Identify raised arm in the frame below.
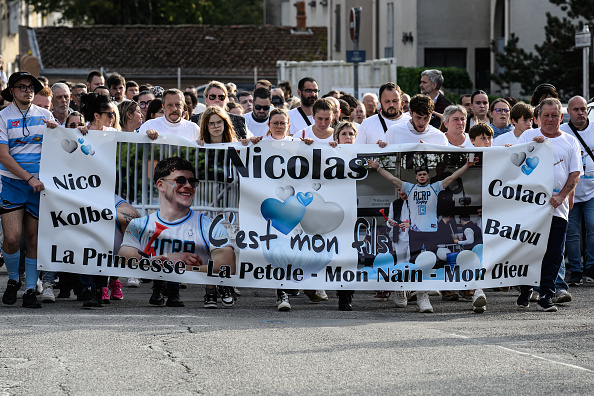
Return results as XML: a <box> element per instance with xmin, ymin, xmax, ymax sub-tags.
<box><xmin>366</xmin><ymin>159</ymin><xmax>403</xmax><ymax>189</ymax></box>
<box><xmin>442</xmin><ymin>156</ymin><xmax>479</xmax><ymax>189</ymax></box>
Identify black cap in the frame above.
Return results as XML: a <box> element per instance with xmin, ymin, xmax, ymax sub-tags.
<box><xmin>1</xmin><ymin>71</ymin><xmax>44</xmax><ymax>102</ymax></box>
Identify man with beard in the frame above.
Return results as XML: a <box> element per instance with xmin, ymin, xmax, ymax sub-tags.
<box><xmin>288</xmin><ymin>77</ymin><xmax>319</xmax><ymax>136</ymax></box>
<box><xmin>51</xmin><ymin>83</ymin><xmax>72</xmax><ymax>126</ymax></box>
<box><xmin>140</xmin><ymin>89</ymin><xmax>200</xmax><ymax>142</ymax></box>
<box><xmin>401</xmin><ymin>93</ymin><xmax>411</xmax><ymax>113</ymax></box>
<box><xmin>244</xmin><ymin>88</ymin><xmax>272</xmax><ymax>137</ymax></box>
<box><xmin>355</xmin><ymin>82</ymin><xmax>411</xmax><ymax>144</ymax></box>
<box><xmin>384</xmin><ymin>94</ymin><xmax>448</xmax><ymax>145</ymax></box>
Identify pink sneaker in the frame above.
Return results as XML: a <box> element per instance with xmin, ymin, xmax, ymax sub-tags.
<box><xmin>108</xmin><ymin>279</ymin><xmax>123</xmax><ymax>300</ymax></box>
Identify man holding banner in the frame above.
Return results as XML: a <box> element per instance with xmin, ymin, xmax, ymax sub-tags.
<box><xmin>118</xmin><ymin>157</ymin><xmax>237</xmax><ymax>308</ymax></box>
<box><xmin>0</xmin><ymin>71</ymin><xmax>59</xmax><ymax>308</ymax></box>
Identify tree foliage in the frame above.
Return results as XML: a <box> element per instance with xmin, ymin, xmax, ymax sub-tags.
<box><xmin>491</xmin><ymin>0</ymin><xmax>594</xmax><ymax>101</ymax></box>
<box><xmin>25</xmin><ymin>0</ymin><xmax>263</xmax><ymax>25</ymax></box>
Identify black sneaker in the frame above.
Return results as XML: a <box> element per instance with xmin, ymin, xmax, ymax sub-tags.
<box><xmin>219</xmin><ymin>286</ymin><xmax>235</xmax><ymax>308</ymax></box>
<box><xmin>57</xmin><ymin>289</ymin><xmax>71</xmax><ymax>298</ymax></box>
<box><xmin>82</xmin><ymin>288</ymin><xmax>101</xmax><ymax>308</ymax></box>
<box><xmin>338</xmin><ymin>291</ymin><xmax>353</xmax><ymax>311</ymax></box>
<box><xmin>537</xmin><ymin>296</ymin><xmax>558</xmax><ymax>312</ymax></box>
<box><xmin>2</xmin><ymin>279</ymin><xmax>21</xmax><ymax>305</ymax></box>
<box><xmin>149</xmin><ymin>288</ymin><xmax>165</xmax><ymax>306</ymax></box>
<box><xmin>204</xmin><ymin>290</ymin><xmax>217</xmax><ymax>309</ymax></box>
<box><xmin>276</xmin><ymin>291</ymin><xmax>291</xmax><ymax>311</ymax></box>
<box><xmin>22</xmin><ymin>289</ymin><xmax>42</xmax><ymax>308</ymax></box>
<box><xmin>516</xmin><ymin>288</ymin><xmax>532</xmax><ymax>309</ymax></box>
<box><xmin>166</xmin><ymin>292</ymin><xmax>185</xmax><ymax>307</ymax></box>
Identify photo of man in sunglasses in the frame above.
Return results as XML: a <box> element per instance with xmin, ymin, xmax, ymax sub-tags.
<box><xmin>118</xmin><ymin>156</ymin><xmax>236</xmax><ymax>309</ymax></box>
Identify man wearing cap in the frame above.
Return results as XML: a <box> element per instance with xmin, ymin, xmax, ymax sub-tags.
<box><xmin>0</xmin><ymin>71</ymin><xmax>58</xmax><ymax>308</ymax></box>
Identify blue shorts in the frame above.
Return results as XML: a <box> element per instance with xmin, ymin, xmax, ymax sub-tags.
<box><xmin>0</xmin><ymin>175</ymin><xmax>40</xmax><ymax>218</ymax></box>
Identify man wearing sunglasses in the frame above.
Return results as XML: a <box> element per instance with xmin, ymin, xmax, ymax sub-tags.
<box><xmin>118</xmin><ymin>157</ymin><xmax>236</xmax><ymax>308</ymax></box>
<box><xmin>0</xmin><ymin>71</ymin><xmax>58</xmax><ymax>308</ymax></box>
<box><xmin>244</xmin><ymin>87</ymin><xmax>272</xmax><ymax>137</ymax></box>
<box><xmin>190</xmin><ymin>80</ymin><xmax>249</xmax><ymax>139</ymax></box>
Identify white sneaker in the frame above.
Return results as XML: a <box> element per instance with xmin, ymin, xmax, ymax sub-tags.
<box><xmin>416</xmin><ymin>292</ymin><xmax>433</xmax><ymax>313</ymax></box>
<box><xmin>393</xmin><ymin>291</ymin><xmax>407</xmax><ymax>308</ymax></box>
<box><xmin>472</xmin><ymin>289</ymin><xmax>486</xmax><ymax>313</ymax></box>
<box><xmin>552</xmin><ymin>289</ymin><xmax>572</xmax><ymax>303</ymax></box>
<box><xmin>127</xmin><ymin>277</ymin><xmax>140</xmax><ymax>287</ymax></box>
<box><xmin>41</xmin><ymin>284</ymin><xmax>56</xmax><ymax>303</ymax></box>
<box><xmin>316</xmin><ymin>290</ymin><xmax>329</xmax><ymax>301</ymax></box>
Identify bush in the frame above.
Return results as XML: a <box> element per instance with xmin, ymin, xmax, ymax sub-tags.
<box><xmin>396</xmin><ymin>66</ymin><xmax>473</xmax><ymax>97</ymax></box>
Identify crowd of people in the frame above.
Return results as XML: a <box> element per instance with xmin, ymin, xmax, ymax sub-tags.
<box><xmin>0</xmin><ymin>68</ymin><xmax>589</xmax><ymax>315</ymax></box>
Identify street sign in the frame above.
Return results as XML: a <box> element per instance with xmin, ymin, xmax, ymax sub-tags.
<box><xmin>347</xmin><ymin>50</ymin><xmax>366</xmax><ymax>63</ymax></box>
<box><xmin>576</xmin><ymin>31</ymin><xmax>591</xmax><ymax>48</ymax></box>
<box><xmin>349</xmin><ymin>7</ymin><xmax>361</xmax><ymax>42</ymax></box>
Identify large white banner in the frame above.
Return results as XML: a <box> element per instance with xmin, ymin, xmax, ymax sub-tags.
<box><xmin>38</xmin><ymin>128</ymin><xmax>553</xmax><ymax>290</ymax></box>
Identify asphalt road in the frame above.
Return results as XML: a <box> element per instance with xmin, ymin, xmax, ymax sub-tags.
<box><xmin>0</xmin><ymin>271</ymin><xmax>593</xmax><ymax>395</ymax></box>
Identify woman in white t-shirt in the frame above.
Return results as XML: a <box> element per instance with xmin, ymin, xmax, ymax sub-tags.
<box><xmin>443</xmin><ymin>105</ymin><xmax>473</xmax><ymax>148</ymax></box>
<box><xmin>295</xmin><ymin>98</ymin><xmax>335</xmax><ymax>144</ymax></box>
<box><xmin>264</xmin><ymin>108</ymin><xmax>292</xmax><ymax>141</ymax></box>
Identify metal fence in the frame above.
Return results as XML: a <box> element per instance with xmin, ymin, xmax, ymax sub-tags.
<box><xmin>115</xmin><ymin>142</ymin><xmax>240</xmax><ymax>217</ymax></box>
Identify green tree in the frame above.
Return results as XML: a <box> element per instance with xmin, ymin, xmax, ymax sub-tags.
<box><xmin>491</xmin><ymin>0</ymin><xmax>594</xmax><ymax>101</ymax></box>
<box><xmin>25</xmin><ymin>0</ymin><xmax>263</xmax><ymax>25</ymax></box>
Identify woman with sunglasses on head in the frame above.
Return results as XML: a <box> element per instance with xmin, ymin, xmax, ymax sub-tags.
<box><xmin>80</xmin><ymin>93</ymin><xmax>119</xmax><ymax>132</ymax></box>
<box><xmin>488</xmin><ymin>98</ymin><xmax>512</xmax><ymax>138</ymax></box>
<box><xmin>65</xmin><ymin>111</ymin><xmax>85</xmax><ymax>130</ymax></box>
<box><xmin>264</xmin><ymin>108</ymin><xmax>292</xmax><ymax>141</ymax></box>
<box><xmin>118</xmin><ymin>101</ymin><xmax>143</xmax><ymax>132</ymax></box>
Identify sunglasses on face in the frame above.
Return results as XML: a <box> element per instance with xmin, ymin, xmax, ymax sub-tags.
<box><xmin>100</xmin><ymin>111</ymin><xmax>116</xmax><ymax>118</ymax></box>
<box><xmin>68</xmin><ymin>122</ymin><xmax>85</xmax><ymax>128</ymax></box>
<box><xmin>208</xmin><ymin>94</ymin><xmax>226</xmax><ymax>101</ymax></box>
<box><xmin>254</xmin><ymin>105</ymin><xmax>270</xmax><ymax>111</ymax></box>
<box><xmin>493</xmin><ymin>108</ymin><xmax>510</xmax><ymax>114</ymax></box>
<box><xmin>160</xmin><ymin>176</ymin><xmax>199</xmax><ymax>188</ymax></box>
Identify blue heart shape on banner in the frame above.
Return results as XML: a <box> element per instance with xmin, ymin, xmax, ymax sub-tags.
<box><xmin>521</xmin><ymin>164</ymin><xmax>534</xmax><ymax>175</ymax></box>
<box><xmin>296</xmin><ymin>192</ymin><xmax>313</xmax><ymax>206</ymax></box>
<box><xmin>261</xmin><ymin>196</ymin><xmax>306</xmax><ymax>235</ymax></box>
<box><xmin>525</xmin><ymin>156</ymin><xmax>539</xmax><ymax>169</ymax></box>
<box><xmin>81</xmin><ymin>144</ymin><xmax>93</xmax><ymax>155</ymax></box>
<box><xmin>78</xmin><ymin>138</ymin><xmax>84</xmax><ymax>144</ymax></box>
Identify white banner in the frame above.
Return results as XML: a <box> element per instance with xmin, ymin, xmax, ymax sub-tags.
<box><xmin>38</xmin><ymin>128</ymin><xmax>554</xmax><ymax>290</ymax></box>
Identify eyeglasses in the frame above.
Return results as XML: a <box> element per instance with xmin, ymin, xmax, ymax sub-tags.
<box><xmin>254</xmin><ymin>105</ymin><xmax>270</xmax><ymax>111</ymax></box>
<box><xmin>493</xmin><ymin>108</ymin><xmax>510</xmax><ymax>114</ymax></box>
<box><xmin>68</xmin><ymin>122</ymin><xmax>85</xmax><ymax>128</ymax></box>
<box><xmin>208</xmin><ymin>94</ymin><xmax>226</xmax><ymax>101</ymax></box>
<box><xmin>139</xmin><ymin>101</ymin><xmax>151</xmax><ymax>109</ymax></box>
<box><xmin>271</xmin><ymin>121</ymin><xmax>287</xmax><ymax>127</ymax></box>
<box><xmin>302</xmin><ymin>89</ymin><xmax>320</xmax><ymax>95</ymax></box>
<box><xmin>208</xmin><ymin>120</ymin><xmax>224</xmax><ymax>128</ymax></box>
<box><xmin>160</xmin><ymin>176</ymin><xmax>199</xmax><ymax>188</ymax></box>
<box><xmin>15</xmin><ymin>84</ymin><xmax>35</xmax><ymax>93</ymax></box>
<box><xmin>101</xmin><ymin>111</ymin><xmax>116</xmax><ymax>118</ymax></box>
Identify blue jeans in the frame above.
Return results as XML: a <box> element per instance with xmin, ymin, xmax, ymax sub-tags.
<box><xmin>565</xmin><ymin>199</ymin><xmax>594</xmax><ymax>279</ymax></box>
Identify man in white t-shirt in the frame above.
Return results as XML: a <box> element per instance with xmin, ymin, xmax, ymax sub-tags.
<box><xmin>494</xmin><ymin>102</ymin><xmax>533</xmax><ymax>146</ymax></box>
<box><xmin>560</xmin><ymin>96</ymin><xmax>594</xmax><ymax>286</ymax></box>
<box><xmin>288</xmin><ymin>77</ymin><xmax>318</xmax><ymax>136</ymax></box>
<box><xmin>355</xmin><ymin>82</ymin><xmax>411</xmax><ymax>144</ymax></box>
<box><xmin>140</xmin><ymin>89</ymin><xmax>200</xmax><ymax>142</ymax></box>
<box><xmin>244</xmin><ymin>88</ymin><xmax>272</xmax><ymax>137</ymax></box>
<box><xmin>516</xmin><ymin>98</ymin><xmax>582</xmax><ymax>312</ymax></box>
<box><xmin>385</xmin><ymin>94</ymin><xmax>448</xmax><ymax>146</ymax></box>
